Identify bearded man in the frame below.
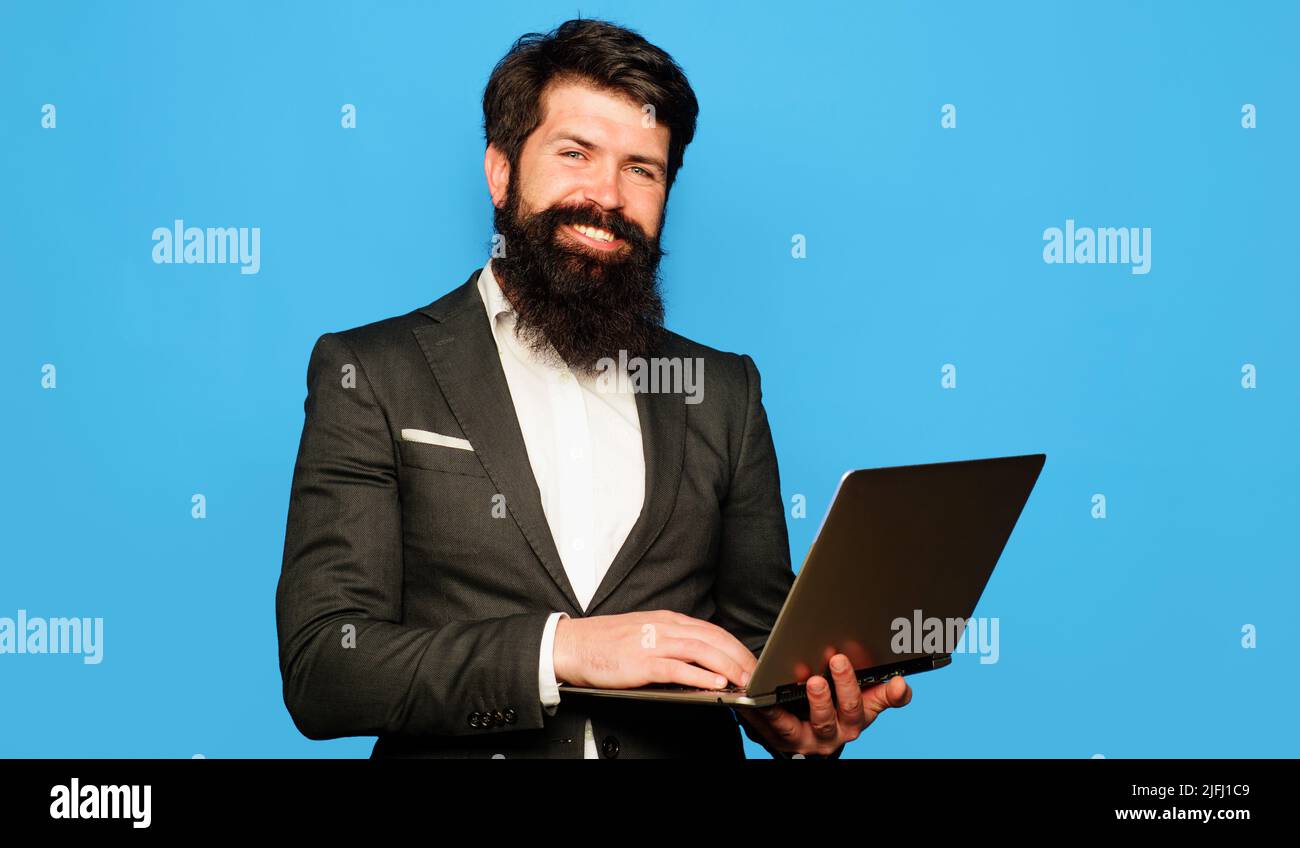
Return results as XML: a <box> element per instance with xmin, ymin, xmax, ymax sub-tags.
<box><xmin>275</xmin><ymin>17</ymin><xmax>911</xmax><ymax>760</ymax></box>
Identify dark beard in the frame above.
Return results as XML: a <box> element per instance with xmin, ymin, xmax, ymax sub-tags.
<box><xmin>489</xmin><ymin>176</ymin><xmax>666</xmax><ymax>376</ymax></box>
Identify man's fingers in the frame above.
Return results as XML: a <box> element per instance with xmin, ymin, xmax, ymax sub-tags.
<box><xmin>884</xmin><ymin>675</ymin><xmax>911</xmax><ymax>707</ymax></box>
<box><xmin>862</xmin><ymin>675</ymin><xmax>912</xmax><ymax>720</ymax></box>
<box><xmin>650</xmin><ymin>657</ymin><xmax>735</xmax><ymax>690</ymax></box>
<box><xmin>828</xmin><ymin>654</ymin><xmax>865</xmax><ymax>727</ymax></box>
<box><xmin>898</xmin><ymin>676</ymin><xmax>913</xmax><ymax>707</ymax></box>
<box><xmin>754</xmin><ymin>704</ymin><xmax>804</xmax><ymax>747</ymax></box>
<box><xmin>656</xmin><ymin>636</ymin><xmax>749</xmax><ymax>688</ymax></box>
<box><xmin>674</xmin><ymin>621</ymin><xmax>759</xmax><ymax>678</ymax></box>
<box><xmin>805</xmin><ymin>676</ymin><xmax>839</xmax><ymax>740</ymax></box>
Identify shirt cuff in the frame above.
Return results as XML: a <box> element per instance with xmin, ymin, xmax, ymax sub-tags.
<box><xmin>538</xmin><ymin>611</ymin><xmax>569</xmax><ymax>715</ymax></box>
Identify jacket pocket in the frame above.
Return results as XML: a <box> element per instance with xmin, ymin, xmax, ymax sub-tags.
<box><xmin>397</xmin><ymin>438</ymin><xmax>488</xmax><ymax>478</ymax></box>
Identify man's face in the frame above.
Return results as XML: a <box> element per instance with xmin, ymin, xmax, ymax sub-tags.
<box><xmin>487</xmin><ymin>79</ymin><xmax>673</xmax><ymax>376</ymax></box>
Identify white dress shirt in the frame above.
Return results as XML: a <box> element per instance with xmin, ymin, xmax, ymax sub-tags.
<box><xmin>476</xmin><ymin>258</ymin><xmax>645</xmax><ymax>759</ymax></box>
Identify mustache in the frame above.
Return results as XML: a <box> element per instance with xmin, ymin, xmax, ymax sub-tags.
<box><xmin>547</xmin><ymin>203</ymin><xmax>648</xmax><ymax>246</ymax></box>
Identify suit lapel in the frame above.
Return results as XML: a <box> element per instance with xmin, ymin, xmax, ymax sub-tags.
<box><xmin>413</xmin><ymin>268</ymin><xmax>686</xmax><ymax>617</ymax></box>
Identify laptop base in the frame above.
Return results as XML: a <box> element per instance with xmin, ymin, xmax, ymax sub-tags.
<box><xmin>558</xmin><ymin>654</ymin><xmax>952</xmax><ymax>707</ymax></box>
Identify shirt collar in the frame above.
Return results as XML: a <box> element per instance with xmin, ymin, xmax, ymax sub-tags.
<box><xmin>478</xmin><ymin>258</ymin><xmax>514</xmax><ymax>326</ymax></box>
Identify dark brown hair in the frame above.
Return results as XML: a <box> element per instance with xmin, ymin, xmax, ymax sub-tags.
<box><xmin>482</xmin><ymin>18</ymin><xmax>699</xmax><ymax>194</ymax></box>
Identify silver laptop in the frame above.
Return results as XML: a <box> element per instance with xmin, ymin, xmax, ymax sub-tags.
<box><xmin>558</xmin><ymin>452</ymin><xmax>1046</xmax><ymax>707</ymax></box>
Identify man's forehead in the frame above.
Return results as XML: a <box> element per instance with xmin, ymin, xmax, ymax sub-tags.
<box><xmin>536</xmin><ymin>80</ymin><xmax>669</xmax><ymax>142</ymax></box>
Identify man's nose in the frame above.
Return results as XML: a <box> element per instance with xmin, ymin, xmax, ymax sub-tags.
<box><xmin>577</xmin><ymin>162</ymin><xmax>625</xmax><ymax>214</ymax></box>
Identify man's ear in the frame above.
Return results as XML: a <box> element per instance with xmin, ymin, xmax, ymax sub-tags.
<box><xmin>484</xmin><ymin>143</ymin><xmax>511</xmax><ymax>208</ymax></box>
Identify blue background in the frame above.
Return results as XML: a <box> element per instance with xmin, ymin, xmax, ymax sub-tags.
<box><xmin>2</xmin><ymin>0</ymin><xmax>1295</xmax><ymax>758</ymax></box>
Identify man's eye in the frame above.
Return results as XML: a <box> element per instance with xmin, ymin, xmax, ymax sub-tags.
<box><xmin>563</xmin><ymin>150</ymin><xmax>586</xmax><ymax>160</ymax></box>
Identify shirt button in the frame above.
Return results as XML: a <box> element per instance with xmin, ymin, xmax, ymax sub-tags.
<box><xmin>570</xmin><ymin>447</ymin><xmax>582</xmax><ymax>460</ymax></box>
<box><xmin>573</xmin><ymin>538</ymin><xmax>585</xmax><ymax>552</ymax></box>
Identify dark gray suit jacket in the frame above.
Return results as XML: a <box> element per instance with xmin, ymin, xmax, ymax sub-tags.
<box><xmin>276</xmin><ymin>266</ymin><xmax>838</xmax><ymax>758</ymax></box>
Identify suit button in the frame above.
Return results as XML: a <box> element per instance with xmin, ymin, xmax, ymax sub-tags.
<box><xmin>492</xmin><ymin>709</ymin><xmax>505</xmax><ymax>726</ymax></box>
<box><xmin>483</xmin><ymin>711</ymin><xmax>497</xmax><ymax>728</ymax></box>
<box><xmin>468</xmin><ymin>712</ymin><xmax>482</xmax><ymax>728</ymax></box>
<box><xmin>601</xmin><ymin>736</ymin><xmax>620</xmax><ymax>759</ymax></box>
<box><xmin>503</xmin><ymin>708</ymin><xmax>517</xmax><ymax>724</ymax></box>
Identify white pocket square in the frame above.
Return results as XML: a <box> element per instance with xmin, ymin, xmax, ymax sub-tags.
<box><xmin>400</xmin><ymin>428</ymin><xmax>474</xmax><ymax>451</ymax></box>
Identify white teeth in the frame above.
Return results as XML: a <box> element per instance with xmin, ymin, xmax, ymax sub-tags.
<box><xmin>574</xmin><ymin>224</ymin><xmax>614</xmax><ymax>242</ymax></box>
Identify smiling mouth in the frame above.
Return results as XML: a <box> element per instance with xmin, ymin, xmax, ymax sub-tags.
<box><xmin>561</xmin><ymin>222</ymin><xmax>627</xmax><ymax>252</ymax></box>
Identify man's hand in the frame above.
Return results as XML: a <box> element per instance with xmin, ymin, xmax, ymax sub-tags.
<box><xmin>553</xmin><ymin>610</ymin><xmax>757</xmax><ymax>690</ymax></box>
<box><xmin>734</xmin><ymin>653</ymin><xmax>913</xmax><ymax>757</ymax></box>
